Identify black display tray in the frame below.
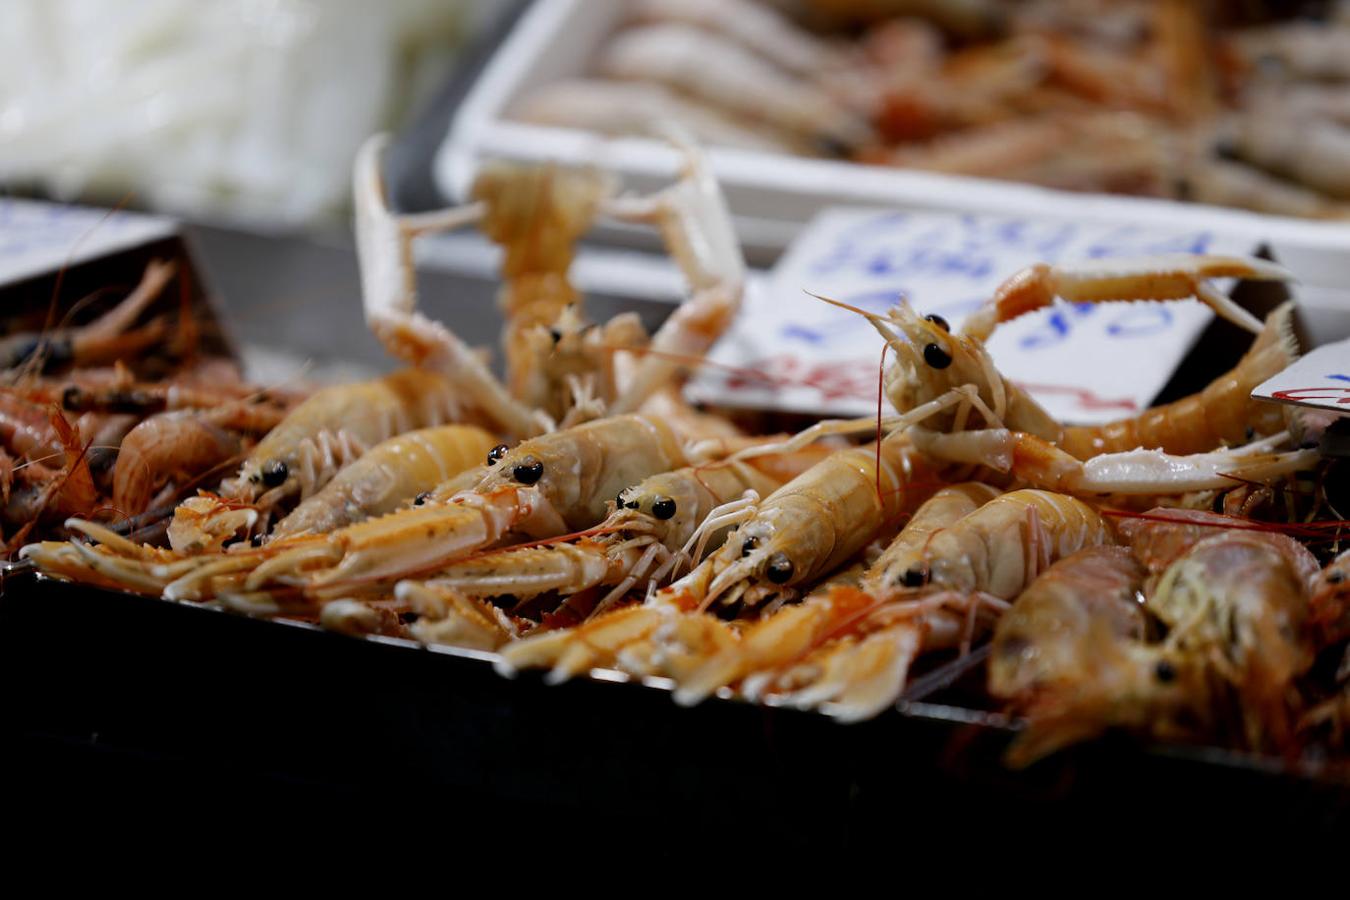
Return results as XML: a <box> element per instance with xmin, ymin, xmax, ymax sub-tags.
<box><xmin>3</xmin><ymin>574</ymin><xmax>1348</xmax><ymax>844</ymax></box>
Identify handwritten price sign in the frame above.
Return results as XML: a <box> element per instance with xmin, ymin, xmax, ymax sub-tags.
<box><xmin>1253</xmin><ymin>342</ymin><xmax>1350</xmax><ymax>414</ymax></box>
<box><xmin>0</xmin><ymin>198</ymin><xmax>176</xmax><ymax>288</ymax></box>
<box><xmin>689</xmin><ymin>208</ymin><xmax>1260</xmax><ymax>424</ymax></box>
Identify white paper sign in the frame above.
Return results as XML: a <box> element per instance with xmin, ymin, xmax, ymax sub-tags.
<box><xmin>689</xmin><ymin>208</ymin><xmax>1259</xmax><ymax>424</ymax></box>
<box><xmin>1252</xmin><ymin>339</ymin><xmax>1350</xmax><ymax>413</ymax></box>
<box><xmin>0</xmin><ymin>197</ymin><xmax>177</xmax><ymax>287</ymax></box>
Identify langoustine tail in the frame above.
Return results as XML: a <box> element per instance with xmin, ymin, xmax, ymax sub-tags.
<box><xmin>1058</xmin><ymin>300</ymin><xmax>1299</xmax><ymax>458</ymax></box>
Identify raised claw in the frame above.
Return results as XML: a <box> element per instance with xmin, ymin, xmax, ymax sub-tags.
<box><xmin>602</xmin><ymin>124</ymin><xmax>747</xmax><ymax>415</ymax></box>
<box><xmin>961</xmin><ymin>254</ymin><xmax>1291</xmax><ymax>342</ymax></box>
<box><xmin>354</xmin><ymin>134</ymin><xmax>550</xmax><ymax>438</ymax></box>
<box><xmin>354</xmin><ymin>135</ymin><xmax>485</xmax><ymax>325</ymax></box>
<box><xmin>600</xmin><ymin>123</ymin><xmax>745</xmax><ymax>294</ymax></box>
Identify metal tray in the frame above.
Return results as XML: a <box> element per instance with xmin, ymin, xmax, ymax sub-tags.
<box><xmin>3</xmin><ymin>574</ymin><xmax>1346</xmax><ymax>842</ymax></box>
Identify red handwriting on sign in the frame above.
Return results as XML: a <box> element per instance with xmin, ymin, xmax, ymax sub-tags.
<box><xmin>723</xmin><ymin>355</ymin><xmax>878</xmax><ymax>403</ymax></box>
<box><xmin>1272</xmin><ymin>387</ymin><xmax>1350</xmax><ymax>405</ymax></box>
<box><xmin>1013</xmin><ymin>382</ymin><xmax>1139</xmax><ymax>413</ymax></box>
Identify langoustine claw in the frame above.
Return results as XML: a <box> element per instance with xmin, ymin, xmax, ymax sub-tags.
<box><xmin>961</xmin><ymin>253</ymin><xmax>1287</xmax><ymax>341</ymax></box>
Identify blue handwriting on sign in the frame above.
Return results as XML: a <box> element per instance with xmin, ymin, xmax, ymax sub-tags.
<box><xmin>1104</xmin><ymin>305</ymin><xmax>1174</xmax><ymax>338</ymax></box>
<box><xmin>781</xmin><ymin>324</ymin><xmax>827</xmax><ymax>344</ymax></box>
<box><xmin>1329</xmin><ymin>374</ymin><xmax>1350</xmax><ymax>383</ymax></box>
<box><xmin>1018</xmin><ymin>303</ymin><xmax>1174</xmax><ymax>350</ymax></box>
<box><xmin>806</xmin><ymin>212</ymin><xmax>1217</xmax><ymax>287</ymax></box>
<box><xmin>1081</xmin><ymin>226</ymin><xmax>1213</xmax><ymax>258</ymax></box>
<box><xmin>812</xmin><ymin>236</ymin><xmax>996</xmax><ymax>281</ymax></box>
<box><xmin>1019</xmin><ymin>304</ymin><xmax>1092</xmax><ymax>350</ymax></box>
<box><xmin>0</xmin><ymin>198</ymin><xmax>139</xmax><ymax>260</ymax></box>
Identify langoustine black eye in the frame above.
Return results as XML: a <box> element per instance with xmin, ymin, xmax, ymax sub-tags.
<box><xmin>765</xmin><ymin>552</ymin><xmax>794</xmax><ymax>585</ymax></box>
<box><xmin>899</xmin><ymin>566</ymin><xmax>927</xmax><ymax>588</ymax></box>
<box><xmin>651</xmin><ymin>496</ymin><xmax>676</xmax><ymax>520</ymax></box>
<box><xmin>741</xmin><ymin>536</ymin><xmax>760</xmax><ymax>557</ymax></box>
<box><xmin>487</xmin><ymin>444</ymin><xmax>509</xmax><ymax>466</ymax></box>
<box><xmin>1154</xmin><ymin>659</ymin><xmax>1177</xmax><ymax>683</ymax></box>
<box><xmin>924</xmin><ymin>313</ymin><xmax>950</xmax><ymax>332</ymax></box>
<box><xmin>512</xmin><ymin>458</ymin><xmax>544</xmax><ymax>484</ymax></box>
<box><xmin>923</xmin><ymin>343</ymin><xmax>953</xmax><ymax>369</ymax></box>
<box><xmin>261</xmin><ymin>460</ymin><xmax>289</xmax><ymax>487</ymax></box>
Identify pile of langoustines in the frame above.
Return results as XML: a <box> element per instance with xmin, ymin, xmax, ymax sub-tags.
<box><xmin>21</xmin><ymin>146</ymin><xmax>1350</xmax><ymax>769</ymax></box>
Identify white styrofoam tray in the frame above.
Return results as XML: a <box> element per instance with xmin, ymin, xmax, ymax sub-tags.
<box><xmin>435</xmin><ymin>0</ymin><xmax>1350</xmax><ymax>284</ymax></box>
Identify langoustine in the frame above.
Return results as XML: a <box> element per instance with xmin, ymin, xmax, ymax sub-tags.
<box><xmin>824</xmin><ymin>257</ymin><xmax>1315</xmax><ymax>498</ymax></box>
<box><xmin>596</xmin><ymin>23</ymin><xmax>873</xmax><ymax>152</ymax></box>
<box><xmin>748</xmin><ymin>255</ymin><xmax>1311</xmax><ymax>506</ymax></box>
<box><xmin>401</xmin><ymin>444</ymin><xmax>833</xmax><ymax>649</ymax></box>
<box><xmin>812</xmin><ymin>255</ymin><xmax>1282</xmax><ymax>445</ymax></box>
<box><xmin>166</xmin><ymin>368</ymin><xmax>466</xmax><ymax>552</ymax></box>
<box><xmin>355</xmin><ymin>127</ymin><xmax>745</xmax><ymax>438</ymax></box>
<box><xmin>194</xmin><ymin>414</ymin><xmax>707</xmax><ymax>611</ymax></box>
<box><xmin>744</xmin><ymin>488</ymin><xmax>1114</xmax><ymax>720</ymax></box>
<box><xmin>1146</xmin><ymin>529</ymin><xmax>1322</xmax><ymax>752</ymax></box>
<box><xmin>671</xmin><ymin>482</ymin><xmax>1003</xmax><ymax>710</ymax></box>
<box><xmin>111</xmin><ymin>411</ymin><xmax>246</xmax><ymax>517</ymax></box>
<box><xmin>511</xmin><ymin>79</ymin><xmax>803</xmax><ymax>155</ymax></box>
<box><xmin>994</xmin><ymin>510</ymin><xmax>1334</xmax><ymax>765</ymax></box>
<box><xmin>22</xmin><ymin>421</ymin><xmax>497</xmax><ymax>599</ymax></box>
<box><xmin>987</xmin><ymin>544</ymin><xmax>1193</xmax><ymax>767</ymax></box>
<box><xmin>495</xmin><ymin>431</ymin><xmax>941</xmax><ymax>682</ymax></box>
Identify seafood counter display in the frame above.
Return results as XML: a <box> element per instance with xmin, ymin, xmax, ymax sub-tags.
<box><xmin>508</xmin><ymin>0</ymin><xmax>1350</xmax><ymax>220</ymax></box>
<box><xmin>16</xmin><ymin>142</ymin><xmax>1350</xmax><ymax>776</ymax></box>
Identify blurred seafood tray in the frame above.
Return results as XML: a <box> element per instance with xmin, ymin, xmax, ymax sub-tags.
<box><xmin>2</xmin><ymin>575</ymin><xmax>1347</xmax><ymax>840</ymax></box>
<box><xmin>0</xmin><ymin>198</ymin><xmax>236</xmax><ymax>364</ymax></box>
<box><xmin>437</xmin><ymin>0</ymin><xmax>1350</xmax><ymax>268</ymax></box>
